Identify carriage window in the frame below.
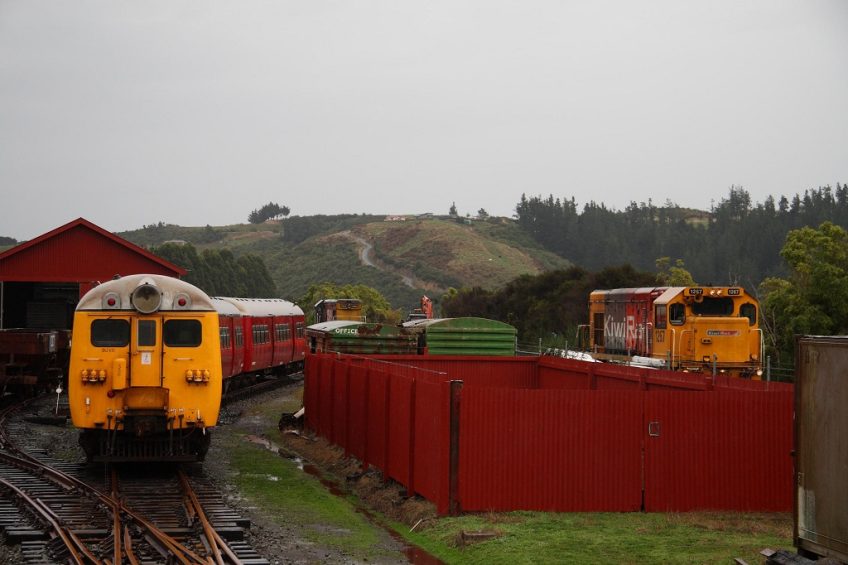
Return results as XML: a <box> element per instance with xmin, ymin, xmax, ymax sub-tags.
<box><xmin>275</xmin><ymin>324</ymin><xmax>290</xmax><ymax>342</ymax></box>
<box><xmin>138</xmin><ymin>320</ymin><xmax>156</xmax><ymax>347</ymax></box>
<box><xmin>669</xmin><ymin>303</ymin><xmax>685</xmax><ymax>325</ymax></box>
<box><xmin>235</xmin><ymin>327</ymin><xmax>243</xmax><ymax>347</ymax></box>
<box><xmin>164</xmin><ymin>320</ymin><xmax>202</xmax><ymax>347</ymax></box>
<box><xmin>91</xmin><ymin>319</ymin><xmax>130</xmax><ymax>347</ymax></box>
<box><xmin>220</xmin><ymin>327</ymin><xmax>231</xmax><ymax>348</ymax></box>
<box><xmin>740</xmin><ymin>303</ymin><xmax>757</xmax><ymax>326</ymax></box>
<box><xmin>296</xmin><ymin>322</ymin><xmax>304</xmax><ymax>338</ymax></box>
<box><xmin>253</xmin><ymin>324</ymin><xmax>269</xmax><ymax>344</ymax></box>
<box><xmin>655</xmin><ymin>306</ymin><xmax>667</xmax><ymax>330</ymax></box>
<box><xmin>692</xmin><ymin>297</ymin><xmax>734</xmax><ymax>316</ymax></box>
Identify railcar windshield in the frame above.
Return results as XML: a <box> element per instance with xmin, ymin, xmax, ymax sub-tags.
<box><xmin>692</xmin><ymin>297</ymin><xmax>734</xmax><ymax>316</ymax></box>
<box><xmin>91</xmin><ymin>319</ymin><xmax>130</xmax><ymax>347</ymax></box>
<box><xmin>164</xmin><ymin>319</ymin><xmax>202</xmax><ymax>347</ymax></box>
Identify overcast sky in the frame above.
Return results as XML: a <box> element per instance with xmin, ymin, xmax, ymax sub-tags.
<box><xmin>1</xmin><ymin>1</ymin><xmax>846</xmax><ymax>240</ymax></box>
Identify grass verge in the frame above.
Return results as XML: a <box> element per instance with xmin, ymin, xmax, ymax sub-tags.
<box><xmin>393</xmin><ymin>510</ymin><xmax>791</xmax><ymax>564</ymax></box>
<box><xmin>220</xmin><ymin>394</ymin><xmax>400</xmax><ymax>562</ymax></box>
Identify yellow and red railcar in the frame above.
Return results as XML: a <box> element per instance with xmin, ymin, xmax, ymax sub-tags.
<box><xmin>70</xmin><ymin>274</ymin><xmax>222</xmax><ymax>462</ymax></box>
<box><xmin>587</xmin><ymin>286</ymin><xmax>762</xmax><ymax>378</ymax></box>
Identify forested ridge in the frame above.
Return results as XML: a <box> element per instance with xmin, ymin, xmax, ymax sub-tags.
<box><xmin>515</xmin><ymin>184</ymin><xmax>848</xmax><ymax>287</ymax></box>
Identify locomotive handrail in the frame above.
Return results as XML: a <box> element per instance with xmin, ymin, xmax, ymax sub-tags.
<box><xmin>668</xmin><ymin>328</ymin><xmax>676</xmax><ymax>370</ymax></box>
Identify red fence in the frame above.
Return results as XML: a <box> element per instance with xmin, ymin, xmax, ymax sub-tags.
<box><xmin>303</xmin><ymin>354</ymin><xmax>793</xmax><ymax>514</ymax></box>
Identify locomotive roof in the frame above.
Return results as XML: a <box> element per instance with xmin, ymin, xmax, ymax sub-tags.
<box><xmin>652</xmin><ymin>287</ymin><xmax>688</xmax><ymax>305</ymax></box>
<box><xmin>211</xmin><ymin>297</ymin><xmax>242</xmax><ymax>316</ymax></box>
<box><xmin>215</xmin><ymin>297</ymin><xmax>304</xmax><ymax>317</ymax></box>
<box><xmin>76</xmin><ymin>274</ymin><xmax>215</xmax><ymax>311</ymax></box>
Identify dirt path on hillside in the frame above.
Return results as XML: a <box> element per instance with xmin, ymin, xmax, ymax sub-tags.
<box><xmin>336</xmin><ymin>230</ymin><xmax>420</xmax><ymax>289</ymax></box>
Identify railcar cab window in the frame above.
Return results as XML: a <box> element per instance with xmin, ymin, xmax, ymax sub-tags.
<box><xmin>655</xmin><ymin>306</ymin><xmax>667</xmax><ymax>329</ymax></box>
<box><xmin>669</xmin><ymin>303</ymin><xmax>685</xmax><ymax>325</ymax></box>
<box><xmin>692</xmin><ymin>297</ymin><xmax>734</xmax><ymax>316</ymax></box>
<box><xmin>740</xmin><ymin>303</ymin><xmax>757</xmax><ymax>326</ymax></box>
<box><xmin>164</xmin><ymin>319</ymin><xmax>202</xmax><ymax>347</ymax></box>
<box><xmin>138</xmin><ymin>320</ymin><xmax>156</xmax><ymax>347</ymax></box>
<box><xmin>91</xmin><ymin>319</ymin><xmax>130</xmax><ymax>347</ymax></box>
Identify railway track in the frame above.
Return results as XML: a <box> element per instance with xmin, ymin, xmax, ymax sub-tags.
<box><xmin>0</xmin><ymin>394</ymin><xmax>275</xmax><ymax>564</ymax></box>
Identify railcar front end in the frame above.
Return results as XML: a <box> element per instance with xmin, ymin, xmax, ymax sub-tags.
<box><xmin>69</xmin><ymin>274</ymin><xmax>222</xmax><ymax>462</ymax></box>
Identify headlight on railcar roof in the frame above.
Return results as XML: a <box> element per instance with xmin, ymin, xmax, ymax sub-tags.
<box><xmin>131</xmin><ymin>283</ymin><xmax>162</xmax><ymax>314</ymax></box>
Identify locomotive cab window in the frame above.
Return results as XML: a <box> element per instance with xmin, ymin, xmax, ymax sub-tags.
<box><xmin>669</xmin><ymin>303</ymin><xmax>685</xmax><ymax>325</ymax></box>
<box><xmin>692</xmin><ymin>297</ymin><xmax>734</xmax><ymax>316</ymax></box>
<box><xmin>138</xmin><ymin>320</ymin><xmax>156</xmax><ymax>347</ymax></box>
<box><xmin>655</xmin><ymin>306</ymin><xmax>667</xmax><ymax>329</ymax></box>
<box><xmin>91</xmin><ymin>319</ymin><xmax>130</xmax><ymax>347</ymax></box>
<box><xmin>164</xmin><ymin>319</ymin><xmax>202</xmax><ymax>347</ymax></box>
<box><xmin>740</xmin><ymin>303</ymin><xmax>757</xmax><ymax>326</ymax></box>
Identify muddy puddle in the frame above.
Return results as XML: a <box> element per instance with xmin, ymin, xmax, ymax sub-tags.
<box><xmin>245</xmin><ymin>434</ymin><xmax>444</xmax><ymax>564</ymax></box>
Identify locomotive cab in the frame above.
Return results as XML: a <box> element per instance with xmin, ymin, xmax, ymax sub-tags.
<box><xmin>69</xmin><ymin>275</ymin><xmax>222</xmax><ymax>462</ymax></box>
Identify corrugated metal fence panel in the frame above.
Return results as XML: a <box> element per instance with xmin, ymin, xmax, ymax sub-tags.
<box><xmin>369</xmin><ymin>355</ymin><xmax>537</xmax><ymax>387</ymax></box>
<box><xmin>644</xmin><ymin>390</ymin><xmax>793</xmax><ymax>511</ymax></box>
<box><xmin>459</xmin><ymin>388</ymin><xmax>643</xmax><ymax>512</ymax></box>
<box><xmin>386</xmin><ymin>374</ymin><xmax>414</xmax><ymax>487</ymax></box>
<box><xmin>345</xmin><ymin>364</ymin><xmax>369</xmax><ymax>465</ymax></box>
<box><xmin>331</xmin><ymin>359</ymin><xmax>349</xmax><ymax>448</ymax></box>
<box><xmin>594</xmin><ymin>364</ymin><xmax>646</xmax><ymax>390</ymax></box>
<box><xmin>303</xmin><ymin>353</ymin><xmax>795</xmax><ymax>513</ymax></box>
<box><xmin>537</xmin><ymin>357</ymin><xmax>591</xmax><ymax>389</ymax></box>
<box><xmin>364</xmin><ymin>370</ymin><xmax>391</xmax><ymax>471</ymax></box>
<box><xmin>412</xmin><ymin>380</ymin><xmax>446</xmax><ymax>503</ymax></box>
<box><xmin>713</xmin><ymin>374</ymin><xmax>795</xmax><ymax>392</ymax></box>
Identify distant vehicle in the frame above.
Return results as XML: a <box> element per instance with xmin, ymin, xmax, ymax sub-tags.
<box><xmin>314</xmin><ymin>298</ymin><xmax>363</xmax><ymax>323</ymax></box>
<box><xmin>582</xmin><ymin>286</ymin><xmax>762</xmax><ymax>378</ymax></box>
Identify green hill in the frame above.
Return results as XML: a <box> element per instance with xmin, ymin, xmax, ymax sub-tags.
<box><xmin>119</xmin><ymin>216</ymin><xmax>570</xmax><ymax>312</ymax></box>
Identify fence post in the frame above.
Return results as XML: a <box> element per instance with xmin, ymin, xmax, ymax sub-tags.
<box><xmin>449</xmin><ymin>380</ymin><xmax>464</xmax><ymax>515</ymax></box>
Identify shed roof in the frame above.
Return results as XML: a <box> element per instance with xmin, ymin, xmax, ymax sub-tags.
<box><xmin>0</xmin><ymin>218</ymin><xmax>185</xmax><ymax>282</ymax></box>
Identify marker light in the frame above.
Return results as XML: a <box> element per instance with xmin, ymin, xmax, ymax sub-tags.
<box><xmin>102</xmin><ymin>292</ymin><xmax>121</xmax><ymax>309</ymax></box>
<box><xmin>174</xmin><ymin>293</ymin><xmax>192</xmax><ymax>310</ymax></box>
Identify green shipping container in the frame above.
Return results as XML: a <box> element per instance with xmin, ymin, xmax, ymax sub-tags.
<box><xmin>402</xmin><ymin>317</ymin><xmax>516</xmax><ymax>356</ymax></box>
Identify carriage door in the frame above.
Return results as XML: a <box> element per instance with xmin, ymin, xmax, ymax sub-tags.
<box><xmin>130</xmin><ymin>317</ymin><xmax>162</xmax><ymax>387</ymax></box>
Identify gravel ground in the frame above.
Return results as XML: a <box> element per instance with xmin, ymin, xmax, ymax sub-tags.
<box><xmin>0</xmin><ymin>386</ymin><xmax>426</xmax><ymax>564</ymax></box>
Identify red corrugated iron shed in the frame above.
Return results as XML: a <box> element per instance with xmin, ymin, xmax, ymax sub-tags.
<box><xmin>0</xmin><ymin>218</ymin><xmax>185</xmax><ymax>287</ymax></box>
